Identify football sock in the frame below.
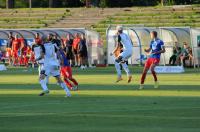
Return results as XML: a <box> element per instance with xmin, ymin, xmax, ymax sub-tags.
<box><xmin>151</xmin><ymin>70</ymin><xmax>158</xmax><ymax>82</ymax></box>
<box><xmin>141</xmin><ymin>72</ymin><xmax>147</xmax><ymax>84</ymax></box>
<box><xmin>60</xmin><ymin>82</ymin><xmax>71</xmax><ymax>94</ymax></box>
<box><xmin>114</xmin><ymin>61</ymin><xmax>121</xmax><ymax>77</ymax></box>
<box><xmin>69</xmin><ymin>78</ymin><xmax>78</xmax><ymax>86</ymax></box>
<box><xmin>64</xmin><ymin>78</ymin><xmax>73</xmax><ymax>89</ymax></box>
<box><xmin>122</xmin><ymin>63</ymin><xmax>131</xmax><ymax>76</ymax></box>
<box><xmin>39</xmin><ymin>79</ymin><xmax>48</xmax><ymax>91</ymax></box>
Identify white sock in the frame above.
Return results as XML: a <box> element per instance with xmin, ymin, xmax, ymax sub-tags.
<box><xmin>114</xmin><ymin>61</ymin><xmax>121</xmax><ymax>77</ymax></box>
<box><xmin>60</xmin><ymin>82</ymin><xmax>71</xmax><ymax>95</ymax></box>
<box><xmin>122</xmin><ymin>63</ymin><xmax>131</xmax><ymax>76</ymax></box>
<box><xmin>39</xmin><ymin>79</ymin><xmax>48</xmax><ymax>91</ymax></box>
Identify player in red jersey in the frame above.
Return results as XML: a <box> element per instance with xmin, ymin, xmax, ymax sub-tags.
<box><xmin>6</xmin><ymin>32</ymin><xmax>14</xmax><ymax>65</ymax></box>
<box><xmin>11</xmin><ymin>34</ymin><xmax>20</xmax><ymax>66</ymax></box>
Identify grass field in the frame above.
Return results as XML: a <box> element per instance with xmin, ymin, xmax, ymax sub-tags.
<box><xmin>0</xmin><ymin>66</ymin><xmax>200</xmax><ymax>132</ymax></box>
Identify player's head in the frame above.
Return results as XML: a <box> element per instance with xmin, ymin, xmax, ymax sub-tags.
<box><xmin>9</xmin><ymin>32</ymin><xmax>13</xmax><ymax>37</ymax></box>
<box><xmin>116</xmin><ymin>25</ymin><xmax>123</xmax><ymax>34</ymax></box>
<box><xmin>150</xmin><ymin>31</ymin><xmax>158</xmax><ymax>39</ymax></box>
<box><xmin>35</xmin><ymin>33</ymin><xmax>40</xmax><ymax>38</ymax></box>
<box><xmin>75</xmin><ymin>33</ymin><xmax>80</xmax><ymax>38</ymax></box>
<box><xmin>53</xmin><ymin>34</ymin><xmax>58</xmax><ymax>39</ymax></box>
<box><xmin>81</xmin><ymin>34</ymin><xmax>85</xmax><ymax>39</ymax></box>
<box><xmin>183</xmin><ymin>42</ymin><xmax>188</xmax><ymax>48</ymax></box>
<box><xmin>14</xmin><ymin>34</ymin><xmax>18</xmax><ymax>39</ymax></box>
<box><xmin>47</xmin><ymin>33</ymin><xmax>53</xmax><ymax>41</ymax></box>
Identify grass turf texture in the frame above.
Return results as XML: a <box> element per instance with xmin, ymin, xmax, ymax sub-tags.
<box><xmin>0</xmin><ymin>66</ymin><xmax>200</xmax><ymax>132</ymax></box>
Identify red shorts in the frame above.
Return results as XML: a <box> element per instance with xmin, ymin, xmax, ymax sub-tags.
<box><xmin>60</xmin><ymin>66</ymin><xmax>72</xmax><ymax>78</ymax></box>
<box><xmin>12</xmin><ymin>51</ymin><xmax>18</xmax><ymax>58</ymax></box>
<box><xmin>145</xmin><ymin>58</ymin><xmax>160</xmax><ymax>69</ymax></box>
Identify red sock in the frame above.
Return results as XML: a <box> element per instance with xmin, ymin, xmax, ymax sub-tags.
<box><xmin>151</xmin><ymin>71</ymin><xmax>157</xmax><ymax>82</ymax></box>
<box><xmin>64</xmin><ymin>78</ymin><xmax>73</xmax><ymax>89</ymax></box>
<box><xmin>69</xmin><ymin>78</ymin><xmax>78</xmax><ymax>86</ymax></box>
<box><xmin>140</xmin><ymin>72</ymin><xmax>147</xmax><ymax>84</ymax></box>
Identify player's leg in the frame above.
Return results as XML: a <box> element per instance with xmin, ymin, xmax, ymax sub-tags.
<box><xmin>61</xmin><ymin>67</ymin><xmax>73</xmax><ymax>90</ymax></box>
<box><xmin>118</xmin><ymin>50</ymin><xmax>132</xmax><ymax>83</ymax></box>
<box><xmin>39</xmin><ymin>71</ymin><xmax>49</xmax><ymax>96</ymax></box>
<box><xmin>139</xmin><ymin>58</ymin><xmax>151</xmax><ymax>89</ymax></box>
<box><xmin>121</xmin><ymin>61</ymin><xmax>132</xmax><ymax>83</ymax></box>
<box><xmin>39</xmin><ymin>64</ymin><xmax>49</xmax><ymax>84</ymax></box>
<box><xmin>114</xmin><ymin>58</ymin><xmax>122</xmax><ymax>82</ymax></box>
<box><xmin>66</xmin><ymin>66</ymin><xmax>78</xmax><ymax>90</ymax></box>
<box><xmin>12</xmin><ymin>51</ymin><xmax>17</xmax><ymax>66</ymax></box>
<box><xmin>52</xmin><ymin>66</ymin><xmax>71</xmax><ymax>97</ymax></box>
<box><xmin>55</xmin><ymin>76</ymin><xmax>71</xmax><ymax>97</ymax></box>
<box><xmin>150</xmin><ymin>63</ymin><xmax>159</xmax><ymax>88</ymax></box>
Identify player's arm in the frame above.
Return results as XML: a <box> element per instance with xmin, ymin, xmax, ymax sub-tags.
<box><xmin>111</xmin><ymin>42</ymin><xmax>121</xmax><ymax>56</ymax></box>
<box><xmin>110</xmin><ymin>35</ymin><xmax>121</xmax><ymax>56</ymax></box>
<box><xmin>144</xmin><ymin>47</ymin><xmax>151</xmax><ymax>53</ymax></box>
<box><xmin>153</xmin><ymin>46</ymin><xmax>165</xmax><ymax>55</ymax></box>
<box><xmin>35</xmin><ymin>45</ymin><xmax>45</xmax><ymax>61</ymax></box>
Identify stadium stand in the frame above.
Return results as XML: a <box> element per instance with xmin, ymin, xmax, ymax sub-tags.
<box><xmin>0</xmin><ymin>8</ymin><xmax>70</xmax><ymax>28</ymax></box>
<box><xmin>92</xmin><ymin>5</ymin><xmax>200</xmax><ymax>44</ymax></box>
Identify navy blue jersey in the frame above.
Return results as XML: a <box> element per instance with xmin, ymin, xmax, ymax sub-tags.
<box><xmin>149</xmin><ymin>38</ymin><xmax>164</xmax><ymax>59</ymax></box>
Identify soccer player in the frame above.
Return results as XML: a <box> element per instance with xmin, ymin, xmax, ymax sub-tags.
<box><xmin>64</xmin><ymin>34</ymin><xmax>74</xmax><ymax>66</ymax></box>
<box><xmin>139</xmin><ymin>31</ymin><xmax>165</xmax><ymax>89</ymax></box>
<box><xmin>12</xmin><ymin>34</ymin><xmax>20</xmax><ymax>66</ymax></box>
<box><xmin>32</xmin><ymin>40</ymin><xmax>49</xmax><ymax>83</ymax></box>
<box><xmin>113</xmin><ymin>25</ymin><xmax>133</xmax><ymax>83</ymax></box>
<box><xmin>78</xmin><ymin>34</ymin><xmax>88</xmax><ymax>69</ymax></box>
<box><xmin>19</xmin><ymin>37</ymin><xmax>28</xmax><ymax>66</ymax></box>
<box><xmin>57</xmin><ymin>46</ymin><xmax>79</xmax><ymax>90</ymax></box>
<box><xmin>36</xmin><ymin>34</ymin><xmax>71</xmax><ymax>97</ymax></box>
<box><xmin>72</xmin><ymin>33</ymin><xmax>81</xmax><ymax>67</ymax></box>
<box><xmin>6</xmin><ymin>32</ymin><xmax>14</xmax><ymax>65</ymax></box>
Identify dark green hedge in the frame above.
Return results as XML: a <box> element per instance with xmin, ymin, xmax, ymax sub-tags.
<box><xmin>0</xmin><ymin>0</ymin><xmax>199</xmax><ymax>8</ymax></box>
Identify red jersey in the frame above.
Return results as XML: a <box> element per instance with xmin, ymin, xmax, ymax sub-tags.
<box><xmin>72</xmin><ymin>38</ymin><xmax>80</xmax><ymax>50</ymax></box>
<box><xmin>12</xmin><ymin>39</ymin><xmax>20</xmax><ymax>51</ymax></box>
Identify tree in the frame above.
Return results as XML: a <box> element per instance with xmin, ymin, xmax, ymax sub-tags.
<box><xmin>6</xmin><ymin>0</ymin><xmax>14</xmax><ymax>9</ymax></box>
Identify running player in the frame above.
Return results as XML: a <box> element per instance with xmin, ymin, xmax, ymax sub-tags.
<box><xmin>57</xmin><ymin>46</ymin><xmax>79</xmax><ymax>91</ymax></box>
<box><xmin>32</xmin><ymin>40</ymin><xmax>49</xmax><ymax>83</ymax></box>
<box><xmin>139</xmin><ymin>31</ymin><xmax>165</xmax><ymax>89</ymax></box>
<box><xmin>113</xmin><ymin>25</ymin><xmax>133</xmax><ymax>83</ymax></box>
<box><xmin>37</xmin><ymin>34</ymin><xmax>71</xmax><ymax>97</ymax></box>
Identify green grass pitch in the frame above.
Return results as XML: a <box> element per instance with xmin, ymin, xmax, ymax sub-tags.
<box><xmin>0</xmin><ymin>66</ymin><xmax>200</xmax><ymax>132</ymax></box>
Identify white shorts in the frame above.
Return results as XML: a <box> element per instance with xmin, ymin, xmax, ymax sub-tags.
<box><xmin>44</xmin><ymin>65</ymin><xmax>60</xmax><ymax>77</ymax></box>
<box><xmin>119</xmin><ymin>50</ymin><xmax>132</xmax><ymax>61</ymax></box>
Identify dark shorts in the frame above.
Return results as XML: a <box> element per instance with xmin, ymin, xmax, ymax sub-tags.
<box><xmin>79</xmin><ymin>51</ymin><xmax>88</xmax><ymax>58</ymax></box>
<box><xmin>73</xmin><ymin>49</ymin><xmax>78</xmax><ymax>55</ymax></box>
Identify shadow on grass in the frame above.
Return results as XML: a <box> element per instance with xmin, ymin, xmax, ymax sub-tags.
<box><xmin>0</xmin><ymin>66</ymin><xmax>199</xmax><ymax>76</ymax></box>
<box><xmin>0</xmin><ymin>83</ymin><xmax>200</xmax><ymax>91</ymax></box>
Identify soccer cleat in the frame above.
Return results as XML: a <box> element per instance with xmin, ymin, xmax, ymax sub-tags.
<box><xmin>154</xmin><ymin>81</ymin><xmax>159</xmax><ymax>89</ymax></box>
<box><xmin>138</xmin><ymin>84</ymin><xmax>144</xmax><ymax>90</ymax></box>
<box><xmin>39</xmin><ymin>90</ymin><xmax>49</xmax><ymax>96</ymax></box>
<box><xmin>127</xmin><ymin>75</ymin><xmax>132</xmax><ymax>83</ymax></box>
<box><xmin>116</xmin><ymin>77</ymin><xmax>123</xmax><ymax>83</ymax></box>
<box><xmin>65</xmin><ymin>93</ymin><xmax>71</xmax><ymax>98</ymax></box>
